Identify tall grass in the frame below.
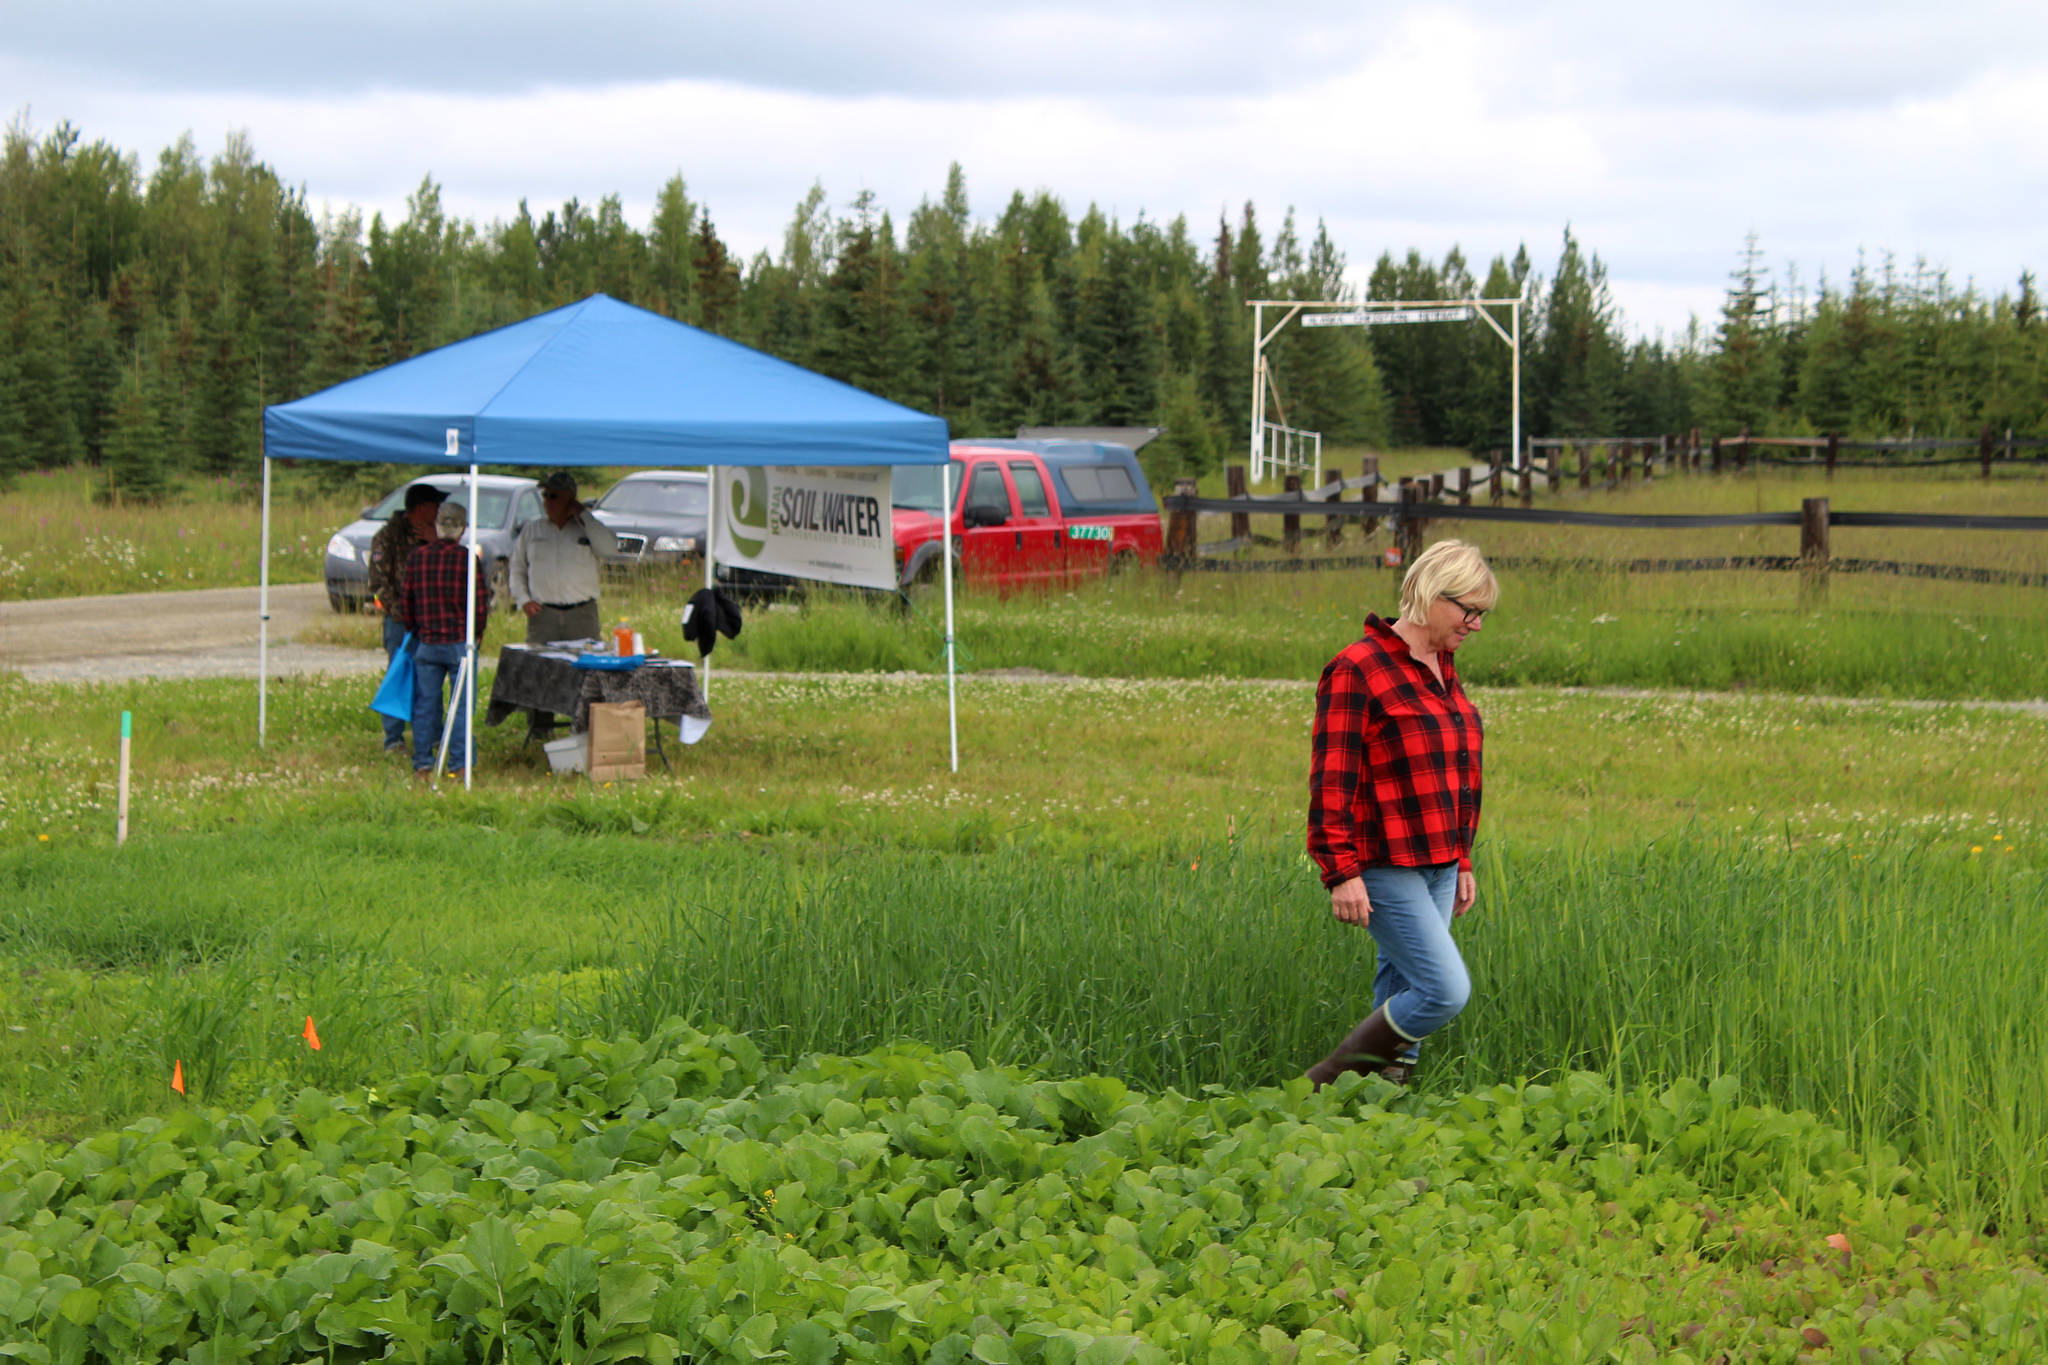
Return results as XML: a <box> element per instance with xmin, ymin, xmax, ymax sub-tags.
<box><xmin>6</xmin><ymin>824</ymin><xmax>2043</xmax><ymax>1233</ymax></box>
<box><xmin>0</xmin><ymin>465</ymin><xmax>366</xmax><ymax>598</ymax></box>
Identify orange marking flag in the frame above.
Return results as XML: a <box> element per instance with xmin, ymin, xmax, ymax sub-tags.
<box><xmin>303</xmin><ymin>1016</ymin><xmax>322</xmax><ymax>1051</ymax></box>
<box><xmin>172</xmin><ymin>1060</ymin><xmax>185</xmax><ymax>1094</ymax></box>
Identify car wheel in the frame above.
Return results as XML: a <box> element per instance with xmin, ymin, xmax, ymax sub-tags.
<box><xmin>1109</xmin><ymin>549</ymin><xmax>1138</xmax><ymax>576</ymax></box>
<box><xmin>329</xmin><ymin>591</ymin><xmax>346</xmax><ymax>614</ymax></box>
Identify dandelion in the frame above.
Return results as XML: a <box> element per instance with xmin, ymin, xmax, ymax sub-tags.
<box><xmin>1970</xmin><ymin>846</ymin><xmax>1983</xmax><ymax>855</ymax></box>
<box><xmin>38</xmin><ymin>833</ymin><xmax>49</xmax><ymax>842</ymax></box>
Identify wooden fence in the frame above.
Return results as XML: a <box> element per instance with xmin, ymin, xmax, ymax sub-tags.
<box><xmin>1161</xmin><ymin>432</ymin><xmax>2048</xmax><ymax>590</ymax></box>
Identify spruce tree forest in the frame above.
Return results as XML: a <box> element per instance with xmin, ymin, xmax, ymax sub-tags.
<box><xmin>3</xmin><ymin>119</ymin><xmax>2044</xmax><ymax>502</ymax></box>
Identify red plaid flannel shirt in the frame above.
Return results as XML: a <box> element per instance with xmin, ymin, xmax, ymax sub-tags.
<box><xmin>399</xmin><ymin>541</ymin><xmax>492</xmax><ymax>645</ymax></box>
<box><xmin>1308</xmin><ymin>614</ymin><xmax>1483</xmax><ymax>885</ymax></box>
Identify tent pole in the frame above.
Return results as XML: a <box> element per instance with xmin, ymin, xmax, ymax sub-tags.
<box><xmin>259</xmin><ymin>456</ymin><xmax>271</xmax><ymax>747</ymax></box>
<box><xmin>703</xmin><ymin>465</ymin><xmax>716</xmax><ymax>702</ymax></box>
<box><xmin>942</xmin><ymin>459</ymin><xmax>957</xmax><ymax>773</ymax></box>
<box><xmin>463</xmin><ymin>461</ymin><xmax>478</xmax><ymax>790</ymax></box>
<box><xmin>435</xmin><ymin>650</ymin><xmax>471</xmax><ymax>780</ymax></box>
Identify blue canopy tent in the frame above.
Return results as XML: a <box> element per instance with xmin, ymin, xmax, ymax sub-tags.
<box><xmin>260</xmin><ymin>294</ymin><xmax>961</xmax><ymax>783</ymax></box>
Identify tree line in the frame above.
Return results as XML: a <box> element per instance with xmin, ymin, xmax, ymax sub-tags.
<box><xmin>2</xmin><ymin>120</ymin><xmax>2042</xmax><ymax>502</ymax></box>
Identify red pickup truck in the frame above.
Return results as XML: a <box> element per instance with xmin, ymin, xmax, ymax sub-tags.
<box><xmin>889</xmin><ymin>439</ymin><xmax>1163</xmax><ymax>591</ymax></box>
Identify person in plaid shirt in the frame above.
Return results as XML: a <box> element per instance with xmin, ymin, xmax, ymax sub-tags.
<box><xmin>400</xmin><ymin>500</ymin><xmax>493</xmax><ymax>779</ymax></box>
<box><xmin>1305</xmin><ymin>539</ymin><xmax>1498</xmax><ymax>1089</ymax></box>
<box><xmin>366</xmin><ymin>483</ymin><xmax>445</xmax><ymax>754</ymax></box>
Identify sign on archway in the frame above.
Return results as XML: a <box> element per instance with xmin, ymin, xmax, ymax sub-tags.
<box><xmin>1247</xmin><ymin>297</ymin><xmax>1524</xmax><ymax>484</ymax></box>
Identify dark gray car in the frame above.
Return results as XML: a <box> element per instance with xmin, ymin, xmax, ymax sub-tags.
<box><xmin>588</xmin><ymin>470</ymin><xmax>709</xmax><ymax>568</ymax></box>
<box><xmin>322</xmin><ymin>474</ymin><xmax>541</xmax><ymax>612</ymax></box>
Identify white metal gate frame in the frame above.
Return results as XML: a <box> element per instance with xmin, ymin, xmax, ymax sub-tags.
<box><xmin>1247</xmin><ymin>297</ymin><xmax>1524</xmax><ymax>484</ymax></box>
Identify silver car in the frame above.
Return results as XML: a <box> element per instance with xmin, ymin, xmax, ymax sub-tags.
<box><xmin>322</xmin><ymin>474</ymin><xmax>541</xmax><ymax>612</ymax></box>
<box><xmin>588</xmin><ymin>470</ymin><xmax>709</xmax><ymax>569</ymax></box>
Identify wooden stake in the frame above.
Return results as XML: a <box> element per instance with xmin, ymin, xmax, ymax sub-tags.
<box><xmin>117</xmin><ymin>711</ymin><xmax>131</xmax><ymax>846</ymax></box>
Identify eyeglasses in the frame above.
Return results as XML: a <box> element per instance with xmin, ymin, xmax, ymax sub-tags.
<box><xmin>1444</xmin><ymin>594</ymin><xmax>1488</xmax><ymax>626</ymax></box>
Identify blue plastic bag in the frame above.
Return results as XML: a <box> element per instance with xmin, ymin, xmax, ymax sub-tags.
<box><xmin>369</xmin><ymin>632</ymin><xmax>417</xmax><ymax>721</ymax></box>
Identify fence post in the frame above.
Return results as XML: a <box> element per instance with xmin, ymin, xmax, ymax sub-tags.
<box><xmin>1737</xmin><ymin>427</ymin><xmax>1750</xmax><ymax>471</ymax></box>
<box><xmin>1800</xmin><ymin>496</ymin><xmax>1830</xmax><ymax>606</ymax></box>
<box><xmin>1489</xmin><ymin>450</ymin><xmax>1503</xmax><ymax>505</ymax></box>
<box><xmin>1360</xmin><ymin>455</ymin><xmax>1380</xmax><ymax>538</ymax></box>
<box><xmin>1282</xmin><ymin>473</ymin><xmax>1302</xmax><ymax>555</ymax></box>
<box><xmin>1619</xmin><ymin>440</ymin><xmax>1633</xmax><ymax>485</ymax></box>
<box><xmin>1825</xmin><ymin>432</ymin><xmax>1838</xmax><ymax>479</ymax></box>
<box><xmin>1640</xmin><ymin>440</ymin><xmax>1654</xmax><ymax>482</ymax></box>
<box><xmin>1167</xmin><ymin>477</ymin><xmax>1198</xmax><ymax>565</ymax></box>
<box><xmin>1981</xmin><ymin>425</ymin><xmax>1995</xmax><ymax>481</ymax></box>
<box><xmin>1323</xmin><ymin>467</ymin><xmax>1345</xmax><ymax>547</ymax></box>
<box><xmin>1226</xmin><ymin>464</ymin><xmax>1250</xmax><ymax>543</ymax></box>
<box><xmin>1578</xmin><ymin>442</ymin><xmax>1592</xmax><ymax>489</ymax></box>
<box><xmin>1517</xmin><ymin>461</ymin><xmax>1533</xmax><ymax>507</ymax></box>
<box><xmin>1546</xmin><ymin>447</ymin><xmax>1561</xmax><ymax>495</ymax></box>
<box><xmin>1457</xmin><ymin>465</ymin><xmax>1471</xmax><ymax>505</ymax></box>
<box><xmin>1429</xmin><ymin>472</ymin><xmax>1444</xmax><ymax>500</ymax></box>
<box><xmin>1398</xmin><ymin>481</ymin><xmax>1423</xmax><ymax>564</ymax></box>
<box><xmin>1710</xmin><ymin>436</ymin><xmax>1723</xmax><ymax>473</ymax></box>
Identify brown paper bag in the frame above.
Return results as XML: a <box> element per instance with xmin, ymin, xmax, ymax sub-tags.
<box><xmin>586</xmin><ymin>701</ymin><xmax>646</xmax><ymax>781</ymax></box>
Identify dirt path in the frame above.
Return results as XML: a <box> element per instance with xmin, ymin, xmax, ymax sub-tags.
<box><xmin>0</xmin><ymin>583</ymin><xmax>386</xmax><ymax>684</ymax></box>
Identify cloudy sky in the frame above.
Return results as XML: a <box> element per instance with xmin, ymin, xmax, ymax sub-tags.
<box><xmin>7</xmin><ymin>0</ymin><xmax>2044</xmax><ymax>339</ymax></box>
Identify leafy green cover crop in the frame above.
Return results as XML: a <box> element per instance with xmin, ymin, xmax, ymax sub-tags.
<box><xmin>1</xmin><ymin>1022</ymin><xmax>2040</xmax><ymax>1363</ymax></box>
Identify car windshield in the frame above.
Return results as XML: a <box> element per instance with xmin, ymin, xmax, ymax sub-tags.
<box><xmin>891</xmin><ymin>461</ymin><xmax>967</xmax><ymax>513</ymax></box>
<box><xmin>597</xmin><ymin>479</ymin><xmax>708</xmax><ymax>516</ymax></box>
<box><xmin>365</xmin><ymin>484</ymin><xmax>513</xmax><ymax>528</ymax></box>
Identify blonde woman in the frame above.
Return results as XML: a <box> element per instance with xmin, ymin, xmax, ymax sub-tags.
<box><xmin>1305</xmin><ymin>539</ymin><xmax>1499</xmax><ymax>1087</ymax></box>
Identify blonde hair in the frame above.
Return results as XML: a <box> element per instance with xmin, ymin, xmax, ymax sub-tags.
<box><xmin>1398</xmin><ymin>539</ymin><xmax>1499</xmax><ymax>624</ymax></box>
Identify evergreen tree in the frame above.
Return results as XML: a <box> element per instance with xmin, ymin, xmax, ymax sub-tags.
<box><xmin>903</xmin><ymin>164</ymin><xmax>975</xmax><ymax>421</ymax></box>
<box><xmin>1149</xmin><ymin>368</ymin><xmax>1219</xmax><ymax>486</ymax></box>
<box><xmin>1706</xmin><ymin>232</ymin><xmax>1779</xmax><ymax>432</ymax></box>
<box><xmin>812</xmin><ymin>191</ymin><xmax>909</xmax><ymax>403</ymax></box>
<box><xmin>691</xmin><ymin>209</ymin><xmax>741</xmax><ymax>338</ymax></box>
<box><xmin>99</xmin><ymin>364</ymin><xmax>168</xmax><ymax>502</ymax></box>
<box><xmin>191</xmin><ymin>285</ymin><xmax>256</xmax><ymax>478</ymax></box>
<box><xmin>1532</xmin><ymin>227</ymin><xmax>1623</xmax><ymax>437</ymax></box>
<box><xmin>647</xmin><ymin>174</ymin><xmax>696</xmax><ymax>321</ymax></box>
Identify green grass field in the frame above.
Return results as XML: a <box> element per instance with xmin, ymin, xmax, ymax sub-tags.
<box><xmin>4</xmin><ymin>457</ymin><xmax>2047</xmax><ymax>1359</ymax></box>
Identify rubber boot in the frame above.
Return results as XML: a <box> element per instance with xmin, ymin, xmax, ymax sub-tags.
<box><xmin>1306</xmin><ymin>1006</ymin><xmax>1411</xmax><ymax>1090</ymax></box>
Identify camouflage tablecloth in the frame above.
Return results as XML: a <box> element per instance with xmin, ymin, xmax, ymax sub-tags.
<box><xmin>484</xmin><ymin>645</ymin><xmax>708</xmax><ymax>733</ymax></box>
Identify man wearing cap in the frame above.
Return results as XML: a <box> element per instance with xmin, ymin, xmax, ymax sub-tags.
<box><xmin>508</xmin><ymin>470</ymin><xmax>618</xmax><ymax>740</ymax></box>
<box><xmin>366</xmin><ymin>482</ymin><xmax>446</xmax><ymax>754</ymax></box>
<box><xmin>509</xmin><ymin>471</ymin><xmax>618</xmax><ymax>646</ymax></box>
<box><xmin>401</xmin><ymin>500</ymin><xmax>493</xmax><ymax>781</ymax></box>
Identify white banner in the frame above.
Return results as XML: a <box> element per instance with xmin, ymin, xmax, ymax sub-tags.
<box><xmin>1303</xmin><ymin>306</ymin><xmax>1473</xmax><ymax>327</ymax></box>
<box><xmin>714</xmin><ymin>465</ymin><xmax>896</xmax><ymax>590</ymax></box>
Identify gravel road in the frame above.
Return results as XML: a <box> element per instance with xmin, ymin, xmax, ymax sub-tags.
<box><xmin>1</xmin><ymin>583</ymin><xmax>386</xmax><ymax>684</ymax></box>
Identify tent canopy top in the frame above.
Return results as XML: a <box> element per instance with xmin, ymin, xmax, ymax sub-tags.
<box><xmin>262</xmin><ymin>293</ymin><xmax>950</xmax><ymax>470</ymax></box>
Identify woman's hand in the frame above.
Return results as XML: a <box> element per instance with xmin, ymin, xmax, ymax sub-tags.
<box><xmin>1330</xmin><ymin>877</ymin><xmax>1372</xmax><ymax>927</ymax></box>
<box><xmin>1453</xmin><ymin>869</ymin><xmax>1477</xmax><ymax>917</ymax></box>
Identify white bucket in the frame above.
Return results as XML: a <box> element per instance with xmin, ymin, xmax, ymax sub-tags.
<box><xmin>543</xmin><ymin>733</ymin><xmax>588</xmax><ymax>774</ymax></box>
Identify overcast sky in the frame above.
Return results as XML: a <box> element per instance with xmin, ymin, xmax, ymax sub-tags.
<box><xmin>7</xmin><ymin>0</ymin><xmax>2044</xmax><ymax>340</ymax></box>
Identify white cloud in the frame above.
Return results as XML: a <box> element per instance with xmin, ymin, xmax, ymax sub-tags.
<box><xmin>5</xmin><ymin>1</ymin><xmax>2043</xmax><ymax>341</ymax></box>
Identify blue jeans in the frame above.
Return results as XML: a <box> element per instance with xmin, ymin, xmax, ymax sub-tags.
<box><xmin>412</xmin><ymin>642</ymin><xmax>474</xmax><ymax>773</ymax></box>
<box><xmin>381</xmin><ymin>616</ymin><xmax>409</xmax><ymax>748</ymax></box>
<box><xmin>1362</xmin><ymin>863</ymin><xmax>1471</xmax><ymax>1056</ymax></box>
